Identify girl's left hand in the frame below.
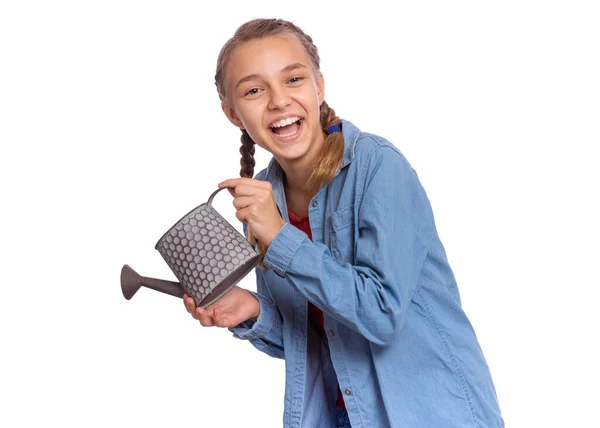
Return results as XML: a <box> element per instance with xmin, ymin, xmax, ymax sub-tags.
<box><xmin>218</xmin><ymin>178</ymin><xmax>285</xmax><ymax>247</ymax></box>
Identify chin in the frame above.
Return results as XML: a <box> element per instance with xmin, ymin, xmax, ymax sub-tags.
<box><xmin>274</xmin><ymin>143</ymin><xmax>310</xmax><ymax>163</ymax></box>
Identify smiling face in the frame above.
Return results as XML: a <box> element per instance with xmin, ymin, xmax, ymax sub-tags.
<box><xmin>220</xmin><ymin>33</ymin><xmax>326</xmax><ymax>169</ymax></box>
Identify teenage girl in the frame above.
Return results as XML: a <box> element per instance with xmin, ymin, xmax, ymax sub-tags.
<box><xmin>183</xmin><ymin>18</ymin><xmax>504</xmax><ymax>428</ymax></box>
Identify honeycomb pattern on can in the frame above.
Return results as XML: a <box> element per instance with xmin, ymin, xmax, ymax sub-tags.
<box><xmin>155</xmin><ymin>199</ymin><xmax>259</xmax><ymax>307</ymax></box>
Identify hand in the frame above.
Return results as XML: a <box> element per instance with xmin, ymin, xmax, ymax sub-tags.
<box><xmin>183</xmin><ymin>286</ymin><xmax>260</xmax><ymax>328</ymax></box>
<box><xmin>218</xmin><ymin>178</ymin><xmax>285</xmax><ymax>247</ymax></box>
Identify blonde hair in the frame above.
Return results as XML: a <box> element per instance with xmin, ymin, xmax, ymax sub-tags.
<box><xmin>215</xmin><ymin>18</ymin><xmax>345</xmax><ymax>258</ymax></box>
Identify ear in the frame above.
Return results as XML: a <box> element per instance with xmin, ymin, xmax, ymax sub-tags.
<box><xmin>221</xmin><ymin>101</ymin><xmax>244</xmax><ymax>128</ymax></box>
<box><xmin>316</xmin><ymin>72</ymin><xmax>325</xmax><ymax>105</ymax></box>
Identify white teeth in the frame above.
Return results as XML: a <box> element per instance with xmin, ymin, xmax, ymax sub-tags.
<box><xmin>271</xmin><ymin>116</ymin><xmax>300</xmax><ymax>128</ymax></box>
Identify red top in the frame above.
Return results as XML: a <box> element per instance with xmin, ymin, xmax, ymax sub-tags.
<box><xmin>287</xmin><ymin>209</ymin><xmax>346</xmax><ymax>410</ymax></box>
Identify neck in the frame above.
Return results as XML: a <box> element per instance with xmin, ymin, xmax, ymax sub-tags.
<box><xmin>276</xmin><ymin>130</ymin><xmax>325</xmax><ymax>196</ymax></box>
<box><xmin>283</xmin><ymin>171</ymin><xmax>316</xmax><ymax>217</ymax></box>
<box><xmin>283</xmin><ymin>165</ymin><xmax>314</xmax><ymax>194</ymax></box>
<box><xmin>275</xmin><ymin>134</ymin><xmax>324</xmax><ymax>217</ymax></box>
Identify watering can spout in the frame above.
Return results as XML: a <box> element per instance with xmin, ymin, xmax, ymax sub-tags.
<box><xmin>120</xmin><ymin>264</ymin><xmax>184</xmax><ymax>300</ymax></box>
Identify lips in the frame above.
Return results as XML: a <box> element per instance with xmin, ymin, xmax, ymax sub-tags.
<box><xmin>269</xmin><ymin>118</ymin><xmax>304</xmax><ymax>142</ymax></box>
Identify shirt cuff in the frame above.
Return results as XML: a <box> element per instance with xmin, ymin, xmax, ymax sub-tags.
<box><xmin>263</xmin><ymin>223</ymin><xmax>308</xmax><ymax>277</ymax></box>
<box><xmin>229</xmin><ymin>290</ymin><xmax>277</xmax><ymax>340</ymax></box>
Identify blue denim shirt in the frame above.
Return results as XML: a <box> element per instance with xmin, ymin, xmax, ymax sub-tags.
<box><xmin>230</xmin><ymin>120</ymin><xmax>504</xmax><ymax>428</ymax></box>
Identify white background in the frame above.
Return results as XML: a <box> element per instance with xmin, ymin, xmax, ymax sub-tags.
<box><xmin>1</xmin><ymin>1</ymin><xmax>598</xmax><ymax>427</ymax></box>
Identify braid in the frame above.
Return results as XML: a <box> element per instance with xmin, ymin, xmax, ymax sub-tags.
<box><xmin>239</xmin><ymin>129</ymin><xmax>256</xmax><ymax>178</ymax></box>
<box><xmin>319</xmin><ymin>100</ymin><xmax>341</xmax><ymax>130</ymax></box>
<box><xmin>305</xmin><ymin>101</ymin><xmax>345</xmax><ymax>190</ymax></box>
<box><xmin>238</xmin><ymin>129</ymin><xmax>267</xmax><ymax>266</ymax></box>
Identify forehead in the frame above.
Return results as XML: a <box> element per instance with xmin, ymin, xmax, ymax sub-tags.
<box><xmin>227</xmin><ymin>33</ymin><xmax>312</xmax><ymax>81</ymax></box>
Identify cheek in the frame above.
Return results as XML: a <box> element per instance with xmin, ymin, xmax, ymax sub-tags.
<box><xmin>235</xmin><ymin>105</ymin><xmax>261</xmax><ymax>131</ymax></box>
<box><xmin>238</xmin><ymin>115</ymin><xmax>268</xmax><ymax>147</ymax></box>
<box><xmin>244</xmin><ymin>116</ymin><xmax>265</xmax><ymax>138</ymax></box>
<box><xmin>297</xmin><ymin>90</ymin><xmax>321</xmax><ymax>116</ymax></box>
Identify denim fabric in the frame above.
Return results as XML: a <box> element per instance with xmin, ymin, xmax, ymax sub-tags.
<box><xmin>230</xmin><ymin>120</ymin><xmax>504</xmax><ymax>428</ymax></box>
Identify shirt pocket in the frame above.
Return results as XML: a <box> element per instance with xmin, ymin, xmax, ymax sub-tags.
<box><xmin>329</xmin><ymin>204</ymin><xmax>355</xmax><ymax>262</ymax></box>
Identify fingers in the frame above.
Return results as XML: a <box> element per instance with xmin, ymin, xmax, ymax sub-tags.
<box><xmin>231</xmin><ymin>189</ymin><xmax>273</xmax><ymax>222</ymax></box>
<box><xmin>212</xmin><ymin>308</ymin><xmax>231</xmax><ymax>328</ymax></box>
<box><xmin>183</xmin><ymin>294</ymin><xmax>196</xmax><ymax>317</ymax></box>
<box><xmin>184</xmin><ymin>295</ymin><xmax>214</xmax><ymax>327</ymax></box>
<box><xmin>232</xmin><ymin>195</ymin><xmax>253</xmax><ymax>210</ymax></box>
<box><xmin>219</xmin><ymin>178</ymin><xmax>272</xmax><ymax>193</ymax></box>
<box><xmin>229</xmin><ymin>184</ymin><xmax>261</xmax><ymax>198</ymax></box>
<box><xmin>185</xmin><ymin>293</ymin><xmax>230</xmax><ymax>328</ymax></box>
<box><xmin>218</xmin><ymin>178</ymin><xmax>247</xmax><ymax>189</ymax></box>
<box><xmin>196</xmin><ymin>306</ymin><xmax>216</xmax><ymax>327</ymax></box>
<box><xmin>185</xmin><ymin>288</ymin><xmax>240</xmax><ymax>330</ymax></box>
<box><xmin>234</xmin><ymin>206</ymin><xmax>252</xmax><ymax>223</ymax></box>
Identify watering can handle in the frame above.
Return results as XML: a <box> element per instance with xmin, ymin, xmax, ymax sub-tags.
<box><xmin>206</xmin><ymin>186</ymin><xmax>260</xmax><ymax>252</ymax></box>
<box><xmin>207</xmin><ymin>186</ymin><xmax>234</xmax><ymax>207</ymax></box>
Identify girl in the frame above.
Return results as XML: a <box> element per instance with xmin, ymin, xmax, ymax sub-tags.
<box><xmin>183</xmin><ymin>18</ymin><xmax>504</xmax><ymax>428</ymax></box>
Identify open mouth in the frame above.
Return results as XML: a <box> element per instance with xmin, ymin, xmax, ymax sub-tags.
<box><xmin>270</xmin><ymin>117</ymin><xmax>303</xmax><ymax>139</ymax></box>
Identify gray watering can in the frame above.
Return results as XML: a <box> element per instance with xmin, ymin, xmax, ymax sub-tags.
<box><xmin>121</xmin><ymin>187</ymin><xmax>261</xmax><ymax>308</ymax></box>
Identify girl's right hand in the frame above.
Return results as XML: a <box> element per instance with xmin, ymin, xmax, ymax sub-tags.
<box><xmin>183</xmin><ymin>286</ymin><xmax>260</xmax><ymax>328</ymax></box>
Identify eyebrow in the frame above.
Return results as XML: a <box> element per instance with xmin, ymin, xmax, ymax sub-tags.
<box><xmin>235</xmin><ymin>63</ymin><xmax>309</xmax><ymax>89</ymax></box>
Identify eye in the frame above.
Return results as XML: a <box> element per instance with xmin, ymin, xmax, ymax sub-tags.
<box><xmin>288</xmin><ymin>76</ymin><xmax>304</xmax><ymax>84</ymax></box>
<box><xmin>244</xmin><ymin>88</ymin><xmax>261</xmax><ymax>97</ymax></box>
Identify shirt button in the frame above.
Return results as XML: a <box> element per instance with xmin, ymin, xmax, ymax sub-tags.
<box><xmin>345</xmin><ymin>389</ymin><xmax>352</xmax><ymax>396</ymax></box>
<box><xmin>311</xmin><ymin>201</ymin><xmax>318</xmax><ymax>208</ymax></box>
<box><xmin>328</xmin><ymin>330</ymin><xmax>335</xmax><ymax>337</ymax></box>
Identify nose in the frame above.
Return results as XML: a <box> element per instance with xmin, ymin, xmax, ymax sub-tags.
<box><xmin>268</xmin><ymin>85</ymin><xmax>291</xmax><ymax>110</ymax></box>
